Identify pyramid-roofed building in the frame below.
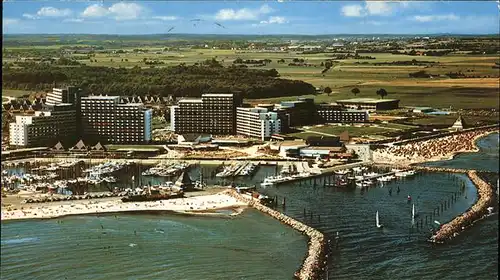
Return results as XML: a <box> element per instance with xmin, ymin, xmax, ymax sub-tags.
<box><xmin>51</xmin><ymin>141</ymin><xmax>65</xmax><ymax>151</ymax></box>
<box><xmin>70</xmin><ymin>140</ymin><xmax>88</xmax><ymax>151</ymax></box>
<box><xmin>450</xmin><ymin>115</ymin><xmax>469</xmax><ymax>131</ymax></box>
<box><xmin>174</xmin><ymin>171</ymin><xmax>194</xmax><ymax>191</ymax></box>
<box><xmin>90</xmin><ymin>142</ymin><xmax>106</xmax><ymax>151</ymax></box>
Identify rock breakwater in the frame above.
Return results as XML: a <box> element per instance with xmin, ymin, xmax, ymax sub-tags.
<box><xmin>225</xmin><ymin>190</ymin><xmax>326</xmax><ymax>280</ymax></box>
<box><xmin>430</xmin><ymin>170</ymin><xmax>495</xmax><ymax>243</ymax></box>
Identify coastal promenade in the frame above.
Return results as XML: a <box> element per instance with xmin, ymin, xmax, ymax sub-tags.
<box><xmin>430</xmin><ymin>170</ymin><xmax>495</xmax><ymax>243</ymax></box>
<box><xmin>225</xmin><ymin>189</ymin><xmax>326</xmax><ymax>280</ymax></box>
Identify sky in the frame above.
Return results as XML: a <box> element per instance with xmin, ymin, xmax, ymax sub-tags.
<box><xmin>3</xmin><ymin>1</ymin><xmax>500</xmax><ymax>35</ymax></box>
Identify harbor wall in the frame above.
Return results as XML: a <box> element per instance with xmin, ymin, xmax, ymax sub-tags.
<box><xmin>430</xmin><ymin>170</ymin><xmax>495</xmax><ymax>243</ymax></box>
<box><xmin>225</xmin><ymin>189</ymin><xmax>327</xmax><ymax>280</ymax></box>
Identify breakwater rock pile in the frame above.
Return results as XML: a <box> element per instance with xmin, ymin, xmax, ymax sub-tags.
<box><xmin>430</xmin><ymin>170</ymin><xmax>495</xmax><ymax>243</ymax></box>
<box><xmin>225</xmin><ymin>190</ymin><xmax>326</xmax><ymax>280</ymax></box>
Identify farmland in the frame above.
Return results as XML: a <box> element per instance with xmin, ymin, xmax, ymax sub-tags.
<box><xmin>2</xmin><ymin>35</ymin><xmax>499</xmax><ymax>110</ymax></box>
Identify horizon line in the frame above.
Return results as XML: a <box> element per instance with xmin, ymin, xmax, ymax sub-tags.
<box><xmin>4</xmin><ymin>32</ymin><xmax>499</xmax><ymax>37</ymax></box>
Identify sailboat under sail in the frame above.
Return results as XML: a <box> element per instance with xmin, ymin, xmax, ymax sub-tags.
<box><xmin>376</xmin><ymin>211</ymin><xmax>383</xmax><ymax>228</ymax></box>
<box><xmin>412</xmin><ymin>203</ymin><xmax>415</xmax><ymax>225</ymax></box>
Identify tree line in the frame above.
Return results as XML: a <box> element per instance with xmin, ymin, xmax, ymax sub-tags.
<box><xmin>2</xmin><ymin>62</ymin><xmax>316</xmax><ymax>99</ymax></box>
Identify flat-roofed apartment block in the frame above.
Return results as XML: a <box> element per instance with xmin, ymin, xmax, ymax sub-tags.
<box><xmin>80</xmin><ymin>96</ymin><xmax>152</xmax><ymax>144</ymax></box>
<box><xmin>236</xmin><ymin>107</ymin><xmax>282</xmax><ymax>141</ymax></box>
<box><xmin>9</xmin><ymin>104</ymin><xmax>76</xmax><ymax>147</ymax></box>
<box><xmin>335</xmin><ymin>98</ymin><xmax>399</xmax><ymax>111</ymax></box>
<box><xmin>316</xmin><ymin>104</ymin><xmax>369</xmax><ymax>123</ymax></box>
<box><xmin>171</xmin><ymin>93</ymin><xmax>241</xmax><ymax>135</ymax></box>
<box><xmin>46</xmin><ymin>86</ymin><xmax>80</xmax><ymax>106</ymax></box>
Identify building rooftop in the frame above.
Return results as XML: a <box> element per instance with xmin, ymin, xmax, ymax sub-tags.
<box><xmin>280</xmin><ymin>140</ymin><xmax>308</xmax><ymax>147</ymax></box>
<box><xmin>202</xmin><ymin>93</ymin><xmax>234</xmax><ymax>97</ymax></box>
<box><xmin>118</xmin><ymin>103</ymin><xmax>144</xmax><ymax>107</ymax></box>
<box><xmin>336</xmin><ymin>98</ymin><xmax>400</xmax><ymax>104</ymax></box>
<box><xmin>303</xmin><ymin>146</ymin><xmax>345</xmax><ymax>151</ymax></box>
<box><xmin>82</xmin><ymin>96</ymin><xmax>120</xmax><ymax>100</ymax></box>
<box><xmin>178</xmin><ymin>99</ymin><xmax>203</xmax><ymax>103</ymax></box>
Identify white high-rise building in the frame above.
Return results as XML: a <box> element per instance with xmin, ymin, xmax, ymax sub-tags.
<box><xmin>9</xmin><ymin>104</ymin><xmax>76</xmax><ymax>147</ymax></box>
<box><xmin>236</xmin><ymin>107</ymin><xmax>281</xmax><ymax>141</ymax></box>
<box><xmin>46</xmin><ymin>87</ymin><xmax>79</xmax><ymax>106</ymax></box>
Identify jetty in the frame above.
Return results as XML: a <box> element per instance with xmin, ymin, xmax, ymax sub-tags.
<box><xmin>226</xmin><ymin>189</ymin><xmax>326</xmax><ymax>280</ymax></box>
<box><xmin>216</xmin><ymin>162</ymin><xmax>259</xmax><ymax>177</ymax></box>
<box><xmin>429</xmin><ymin>170</ymin><xmax>495</xmax><ymax>243</ymax></box>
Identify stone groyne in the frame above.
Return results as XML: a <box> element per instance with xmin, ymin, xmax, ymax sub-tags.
<box><xmin>430</xmin><ymin>170</ymin><xmax>495</xmax><ymax>243</ymax></box>
<box><xmin>225</xmin><ymin>190</ymin><xmax>326</xmax><ymax>280</ymax></box>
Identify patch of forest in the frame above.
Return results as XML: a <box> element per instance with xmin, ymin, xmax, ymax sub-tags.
<box><xmin>2</xmin><ymin>60</ymin><xmax>316</xmax><ymax>99</ymax></box>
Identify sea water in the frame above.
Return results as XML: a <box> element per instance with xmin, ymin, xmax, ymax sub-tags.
<box><xmin>2</xmin><ymin>133</ymin><xmax>498</xmax><ymax>279</ymax></box>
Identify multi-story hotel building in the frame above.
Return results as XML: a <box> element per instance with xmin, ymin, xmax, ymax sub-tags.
<box><xmin>171</xmin><ymin>93</ymin><xmax>241</xmax><ymax>135</ymax></box>
<box><xmin>80</xmin><ymin>96</ymin><xmax>152</xmax><ymax>144</ymax></box>
<box><xmin>335</xmin><ymin>98</ymin><xmax>400</xmax><ymax>111</ymax></box>
<box><xmin>9</xmin><ymin>104</ymin><xmax>76</xmax><ymax>147</ymax></box>
<box><xmin>316</xmin><ymin>104</ymin><xmax>369</xmax><ymax>123</ymax></box>
<box><xmin>46</xmin><ymin>86</ymin><xmax>80</xmax><ymax>106</ymax></box>
<box><xmin>236</xmin><ymin>107</ymin><xmax>282</xmax><ymax>141</ymax></box>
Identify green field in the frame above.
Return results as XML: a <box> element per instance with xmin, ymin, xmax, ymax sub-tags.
<box><xmin>2</xmin><ymin>89</ymin><xmax>35</xmax><ymax>98</ymax></box>
<box><xmin>3</xmin><ymin>37</ymin><xmax>499</xmax><ymax>110</ymax></box>
<box><xmin>287</xmin><ymin>122</ymin><xmax>419</xmax><ymax>139</ymax></box>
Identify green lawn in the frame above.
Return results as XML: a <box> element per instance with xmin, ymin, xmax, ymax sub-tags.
<box><xmin>247</xmin><ymin>84</ymin><xmax>499</xmax><ymax>110</ymax></box>
<box><xmin>409</xmin><ymin>114</ymin><xmax>498</xmax><ymax>127</ymax></box>
<box><xmin>306</xmin><ymin>125</ymin><xmax>394</xmax><ymax>136</ymax></box>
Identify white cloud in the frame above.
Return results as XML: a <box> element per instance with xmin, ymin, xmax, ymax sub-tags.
<box><xmin>215</xmin><ymin>4</ymin><xmax>273</xmax><ymax>21</ymax></box>
<box><xmin>3</xmin><ymin>18</ymin><xmax>19</xmax><ymax>26</ymax></box>
<box><xmin>108</xmin><ymin>2</ymin><xmax>146</xmax><ymax>20</ymax></box>
<box><xmin>63</xmin><ymin>18</ymin><xmax>84</xmax><ymax>23</ymax></box>
<box><xmin>365</xmin><ymin>1</ymin><xmax>393</xmax><ymax>16</ymax></box>
<box><xmin>152</xmin><ymin>16</ymin><xmax>178</xmax><ymax>21</ymax></box>
<box><xmin>365</xmin><ymin>20</ymin><xmax>387</xmax><ymax>26</ymax></box>
<box><xmin>81</xmin><ymin>2</ymin><xmax>150</xmax><ymax>21</ymax></box>
<box><xmin>22</xmin><ymin>13</ymin><xmax>38</xmax><ymax>20</ymax></box>
<box><xmin>412</xmin><ymin>14</ymin><xmax>459</xmax><ymax>22</ymax></box>
<box><xmin>37</xmin><ymin>7</ymin><xmax>72</xmax><ymax>17</ymax></box>
<box><xmin>341</xmin><ymin>5</ymin><xmax>364</xmax><ymax>17</ymax></box>
<box><xmin>260</xmin><ymin>16</ymin><xmax>287</xmax><ymax>24</ymax></box>
<box><xmin>342</xmin><ymin>1</ymin><xmax>415</xmax><ymax>17</ymax></box>
<box><xmin>81</xmin><ymin>4</ymin><xmax>109</xmax><ymax>18</ymax></box>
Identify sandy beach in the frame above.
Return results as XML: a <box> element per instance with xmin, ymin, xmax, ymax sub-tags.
<box><xmin>1</xmin><ymin>191</ymin><xmax>248</xmax><ymax>221</ymax></box>
<box><xmin>373</xmin><ymin>128</ymin><xmax>498</xmax><ymax>166</ymax></box>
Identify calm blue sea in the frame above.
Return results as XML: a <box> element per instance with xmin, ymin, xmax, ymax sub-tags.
<box><xmin>1</xmin><ymin>133</ymin><xmax>498</xmax><ymax>279</ymax></box>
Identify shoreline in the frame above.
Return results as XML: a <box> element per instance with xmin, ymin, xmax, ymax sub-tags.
<box><xmin>429</xmin><ymin>170</ymin><xmax>496</xmax><ymax>243</ymax></box>
<box><xmin>0</xmin><ymin>192</ymin><xmax>248</xmax><ymax>222</ymax></box>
